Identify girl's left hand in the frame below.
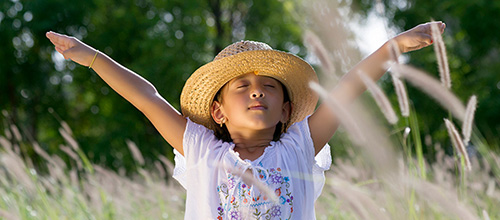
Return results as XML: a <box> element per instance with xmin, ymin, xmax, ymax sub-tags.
<box><xmin>394</xmin><ymin>21</ymin><xmax>446</xmax><ymax>53</ymax></box>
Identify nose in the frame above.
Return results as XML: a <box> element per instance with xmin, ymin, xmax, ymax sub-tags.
<box><xmin>251</xmin><ymin>92</ymin><xmax>264</xmax><ymax>98</ymax></box>
<box><xmin>251</xmin><ymin>87</ymin><xmax>265</xmax><ymax>98</ymax></box>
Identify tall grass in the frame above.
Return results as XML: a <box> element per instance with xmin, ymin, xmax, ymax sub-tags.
<box><xmin>303</xmin><ymin>0</ymin><xmax>499</xmax><ymax>219</ymax></box>
<box><xmin>1</xmin><ymin>1</ymin><xmax>499</xmax><ymax>219</ymax></box>
<box><xmin>0</xmin><ymin>125</ymin><xmax>186</xmax><ymax>220</ymax></box>
<box><xmin>3</xmin><ymin>118</ymin><xmax>497</xmax><ymax>219</ymax></box>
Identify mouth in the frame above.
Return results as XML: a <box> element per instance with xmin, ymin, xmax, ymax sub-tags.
<box><xmin>248</xmin><ymin>103</ymin><xmax>267</xmax><ymax>110</ymax></box>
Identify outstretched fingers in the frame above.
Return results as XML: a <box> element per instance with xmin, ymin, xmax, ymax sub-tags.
<box><xmin>46</xmin><ymin>31</ymin><xmax>75</xmax><ymax>52</ymax></box>
<box><xmin>435</xmin><ymin>21</ymin><xmax>446</xmax><ymax>34</ymax></box>
<box><xmin>425</xmin><ymin>21</ymin><xmax>445</xmax><ymax>36</ymax></box>
<box><xmin>45</xmin><ymin>31</ymin><xmax>92</xmax><ymax>64</ymax></box>
<box><xmin>419</xmin><ymin>32</ymin><xmax>433</xmax><ymax>46</ymax></box>
<box><xmin>397</xmin><ymin>21</ymin><xmax>446</xmax><ymax>53</ymax></box>
<box><xmin>54</xmin><ymin>46</ymin><xmax>70</xmax><ymax>59</ymax></box>
<box><xmin>46</xmin><ymin>31</ymin><xmax>64</xmax><ymax>46</ymax></box>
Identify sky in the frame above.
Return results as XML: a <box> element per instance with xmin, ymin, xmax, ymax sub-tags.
<box><xmin>351</xmin><ymin>11</ymin><xmax>391</xmax><ymax>56</ymax></box>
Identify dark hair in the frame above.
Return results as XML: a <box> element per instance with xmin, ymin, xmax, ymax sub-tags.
<box><xmin>211</xmin><ymin>81</ymin><xmax>290</xmax><ymax>142</ymax></box>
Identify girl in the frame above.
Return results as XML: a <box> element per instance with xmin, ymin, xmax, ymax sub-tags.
<box><xmin>46</xmin><ymin>21</ymin><xmax>445</xmax><ymax>219</ymax></box>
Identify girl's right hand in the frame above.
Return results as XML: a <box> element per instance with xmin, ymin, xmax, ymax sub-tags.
<box><xmin>46</xmin><ymin>31</ymin><xmax>187</xmax><ymax>154</ymax></box>
<box><xmin>46</xmin><ymin>31</ymin><xmax>96</xmax><ymax>67</ymax></box>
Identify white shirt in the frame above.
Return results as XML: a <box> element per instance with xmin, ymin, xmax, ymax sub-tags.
<box><xmin>173</xmin><ymin>117</ymin><xmax>331</xmax><ymax>219</ymax></box>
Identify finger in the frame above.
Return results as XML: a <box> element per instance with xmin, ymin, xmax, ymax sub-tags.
<box><xmin>46</xmin><ymin>31</ymin><xmax>67</xmax><ymax>40</ymax></box>
<box><xmin>46</xmin><ymin>31</ymin><xmax>71</xmax><ymax>46</ymax></box>
<box><xmin>46</xmin><ymin>31</ymin><xmax>59</xmax><ymax>41</ymax></box>
<box><xmin>46</xmin><ymin>32</ymin><xmax>64</xmax><ymax>47</ymax></box>
<box><xmin>428</xmin><ymin>21</ymin><xmax>445</xmax><ymax>34</ymax></box>
<box><xmin>406</xmin><ymin>45</ymin><xmax>424</xmax><ymax>52</ymax></box>
<box><xmin>46</xmin><ymin>32</ymin><xmax>57</xmax><ymax>45</ymax></box>
<box><xmin>440</xmin><ymin>22</ymin><xmax>446</xmax><ymax>33</ymax></box>
<box><xmin>419</xmin><ymin>33</ymin><xmax>433</xmax><ymax>45</ymax></box>
<box><xmin>54</xmin><ymin>46</ymin><xmax>68</xmax><ymax>59</ymax></box>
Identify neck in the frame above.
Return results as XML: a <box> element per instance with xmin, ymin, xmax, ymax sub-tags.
<box><xmin>231</xmin><ymin>130</ymin><xmax>274</xmax><ymax>148</ymax></box>
<box><xmin>228</xmin><ymin>127</ymin><xmax>275</xmax><ymax>160</ymax></box>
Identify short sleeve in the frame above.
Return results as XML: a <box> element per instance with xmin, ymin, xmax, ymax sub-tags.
<box><xmin>172</xmin><ymin>148</ymin><xmax>187</xmax><ymax>188</ymax></box>
<box><xmin>313</xmin><ymin>143</ymin><xmax>331</xmax><ymax>201</ymax></box>
<box><xmin>172</xmin><ymin>118</ymin><xmax>224</xmax><ymax>188</ymax></box>
<box><xmin>280</xmin><ymin>116</ymin><xmax>316</xmax><ymax>165</ymax></box>
<box><xmin>282</xmin><ymin>116</ymin><xmax>332</xmax><ymax>201</ymax></box>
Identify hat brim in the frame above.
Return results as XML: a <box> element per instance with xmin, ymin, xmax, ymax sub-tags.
<box><xmin>181</xmin><ymin>50</ymin><xmax>318</xmax><ymax>131</ymax></box>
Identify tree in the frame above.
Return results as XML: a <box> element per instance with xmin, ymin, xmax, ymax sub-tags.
<box><xmin>0</xmin><ymin>0</ymin><xmax>309</xmax><ymax>171</ymax></box>
<box><xmin>1</xmin><ymin>0</ymin><xmax>92</xmax><ymax>166</ymax></box>
<box><xmin>348</xmin><ymin>0</ymin><xmax>500</xmax><ymax>153</ymax></box>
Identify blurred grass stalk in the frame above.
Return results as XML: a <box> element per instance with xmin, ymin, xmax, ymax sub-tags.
<box><xmin>0</xmin><ymin>120</ymin><xmax>186</xmax><ymax>220</ymax></box>
<box><xmin>409</xmin><ymin>104</ymin><xmax>427</xmax><ymax>180</ymax></box>
<box><xmin>1</xmin><ymin>0</ymin><xmax>500</xmax><ymax>219</ymax></box>
<box><xmin>304</xmin><ymin>0</ymin><xmax>498</xmax><ymax>219</ymax></box>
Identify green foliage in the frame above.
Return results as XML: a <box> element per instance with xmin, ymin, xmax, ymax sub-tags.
<box><xmin>349</xmin><ymin>0</ymin><xmax>500</xmax><ymax>152</ymax></box>
<box><xmin>1</xmin><ymin>0</ymin><xmax>92</xmax><ymax>167</ymax></box>
<box><xmin>0</xmin><ymin>0</ymin><xmax>308</xmax><ymax>172</ymax></box>
<box><xmin>1</xmin><ymin>126</ymin><xmax>499</xmax><ymax>219</ymax></box>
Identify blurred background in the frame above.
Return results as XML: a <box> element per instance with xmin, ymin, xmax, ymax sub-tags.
<box><xmin>1</xmin><ymin>0</ymin><xmax>499</xmax><ymax>173</ymax></box>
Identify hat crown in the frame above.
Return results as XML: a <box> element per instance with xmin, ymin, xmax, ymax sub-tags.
<box><xmin>214</xmin><ymin>41</ymin><xmax>273</xmax><ymax>61</ymax></box>
<box><xmin>181</xmin><ymin>40</ymin><xmax>318</xmax><ymax>132</ymax></box>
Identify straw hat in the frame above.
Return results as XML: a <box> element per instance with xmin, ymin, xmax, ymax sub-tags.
<box><xmin>180</xmin><ymin>40</ymin><xmax>318</xmax><ymax>131</ymax></box>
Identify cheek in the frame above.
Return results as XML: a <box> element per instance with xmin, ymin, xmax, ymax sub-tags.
<box><xmin>270</xmin><ymin>92</ymin><xmax>285</xmax><ymax>104</ymax></box>
<box><xmin>221</xmin><ymin>94</ymin><xmax>246</xmax><ymax>113</ymax></box>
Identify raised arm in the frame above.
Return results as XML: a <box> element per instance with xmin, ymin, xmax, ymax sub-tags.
<box><xmin>46</xmin><ymin>32</ymin><xmax>187</xmax><ymax>155</ymax></box>
<box><xmin>309</xmin><ymin>21</ymin><xmax>446</xmax><ymax>155</ymax></box>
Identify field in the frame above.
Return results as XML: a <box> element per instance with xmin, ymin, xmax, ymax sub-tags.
<box><xmin>1</xmin><ymin>1</ymin><xmax>499</xmax><ymax>219</ymax></box>
<box><xmin>1</xmin><ymin>105</ymin><xmax>499</xmax><ymax>219</ymax></box>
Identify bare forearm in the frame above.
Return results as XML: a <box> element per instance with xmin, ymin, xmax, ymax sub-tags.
<box><xmin>330</xmin><ymin>21</ymin><xmax>444</xmax><ymax>104</ymax></box>
<box><xmin>310</xmin><ymin>42</ymin><xmax>391</xmax><ymax>153</ymax></box>
<box><xmin>309</xmin><ymin>22</ymin><xmax>443</xmax><ymax>154</ymax></box>
<box><xmin>90</xmin><ymin>51</ymin><xmax>186</xmax><ymax>150</ymax></box>
<box><xmin>46</xmin><ymin>31</ymin><xmax>186</xmax><ymax>152</ymax></box>
<box><xmin>330</xmin><ymin>42</ymin><xmax>391</xmax><ymax>104</ymax></box>
<box><xmin>90</xmin><ymin>51</ymin><xmax>159</xmax><ymax>111</ymax></box>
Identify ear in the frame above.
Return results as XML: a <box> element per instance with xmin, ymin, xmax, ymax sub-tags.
<box><xmin>280</xmin><ymin>101</ymin><xmax>291</xmax><ymax>123</ymax></box>
<box><xmin>211</xmin><ymin>100</ymin><xmax>225</xmax><ymax>124</ymax></box>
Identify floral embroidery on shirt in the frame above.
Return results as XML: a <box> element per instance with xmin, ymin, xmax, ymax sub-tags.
<box><xmin>216</xmin><ymin>167</ymin><xmax>293</xmax><ymax>219</ymax></box>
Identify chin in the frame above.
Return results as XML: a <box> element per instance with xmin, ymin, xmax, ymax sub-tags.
<box><xmin>249</xmin><ymin>122</ymin><xmax>278</xmax><ymax>131</ymax></box>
